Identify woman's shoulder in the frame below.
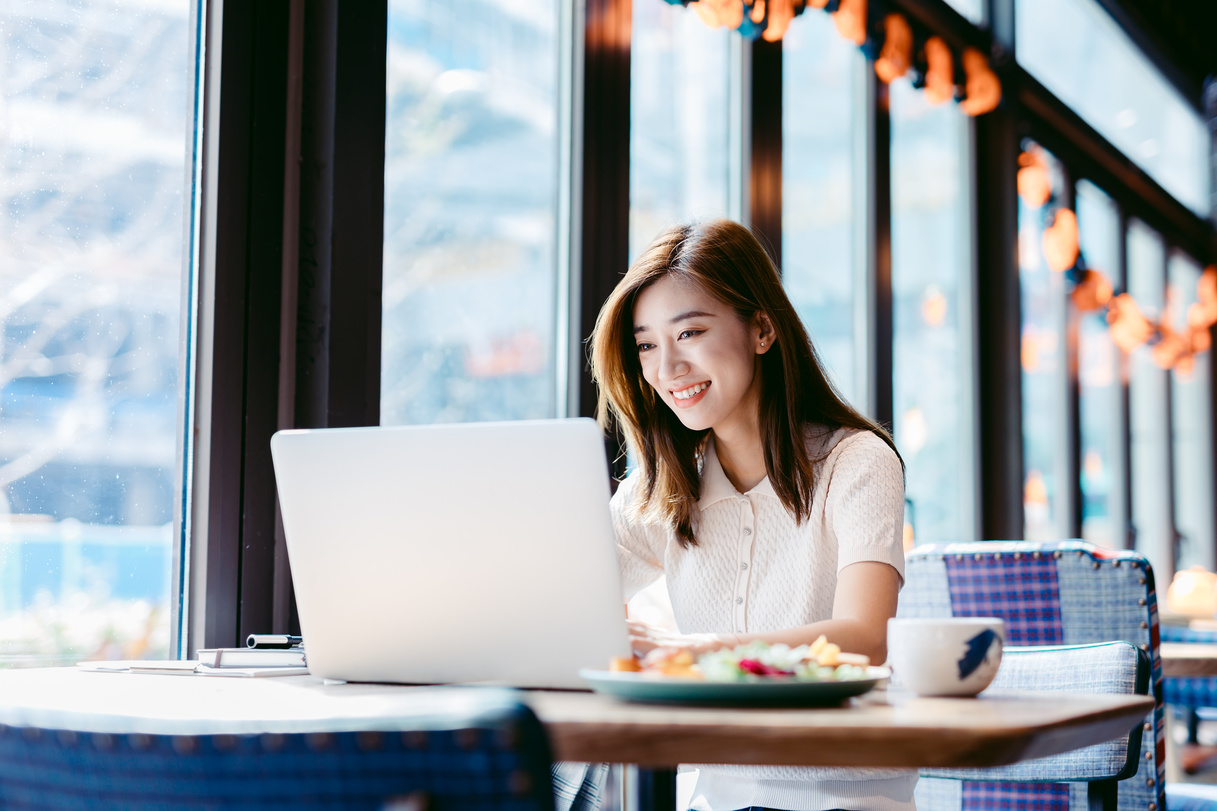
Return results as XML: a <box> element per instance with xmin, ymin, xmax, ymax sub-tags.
<box><xmin>805</xmin><ymin>424</ymin><xmax>900</xmax><ymax>470</ymax></box>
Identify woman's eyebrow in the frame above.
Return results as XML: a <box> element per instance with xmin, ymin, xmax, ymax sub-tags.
<box><xmin>669</xmin><ymin>310</ymin><xmax>716</xmax><ymax>324</ymax></box>
<box><xmin>633</xmin><ymin>310</ymin><xmax>717</xmax><ymax>334</ymax></box>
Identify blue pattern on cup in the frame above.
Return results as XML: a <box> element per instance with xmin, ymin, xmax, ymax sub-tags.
<box><xmin>958</xmin><ymin>628</ymin><xmax>999</xmax><ymax>680</ymax></box>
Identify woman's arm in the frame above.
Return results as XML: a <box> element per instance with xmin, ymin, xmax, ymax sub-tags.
<box><xmin>627</xmin><ymin>561</ymin><xmax>900</xmax><ymax>662</ymax></box>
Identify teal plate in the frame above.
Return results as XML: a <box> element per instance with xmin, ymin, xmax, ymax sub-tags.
<box><xmin>578</xmin><ymin>666</ymin><xmax>890</xmax><ymax>707</ymax></box>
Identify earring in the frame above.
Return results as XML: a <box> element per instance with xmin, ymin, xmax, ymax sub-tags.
<box><xmin>760</xmin><ymin>342</ymin><xmax>766</xmax><ymax>347</ymax></box>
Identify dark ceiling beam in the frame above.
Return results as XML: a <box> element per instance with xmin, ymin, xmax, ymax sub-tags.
<box><xmin>1093</xmin><ymin>0</ymin><xmax>1206</xmax><ymax>111</ymax></box>
<box><xmin>885</xmin><ymin>0</ymin><xmax>996</xmax><ymax>58</ymax></box>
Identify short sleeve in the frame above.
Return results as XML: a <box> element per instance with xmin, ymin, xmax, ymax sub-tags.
<box><xmin>609</xmin><ymin>471</ymin><xmax>666</xmax><ymax>600</ymax></box>
<box><xmin>823</xmin><ymin>432</ymin><xmax>907</xmax><ymax>585</ymax></box>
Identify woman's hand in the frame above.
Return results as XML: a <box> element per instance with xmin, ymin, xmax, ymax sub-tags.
<box><xmin>627</xmin><ymin>619</ymin><xmax>735</xmax><ymax>659</ymax></box>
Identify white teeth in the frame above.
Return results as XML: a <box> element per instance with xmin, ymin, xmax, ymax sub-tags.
<box><xmin>673</xmin><ymin>383</ymin><xmax>708</xmax><ymax>400</ymax></box>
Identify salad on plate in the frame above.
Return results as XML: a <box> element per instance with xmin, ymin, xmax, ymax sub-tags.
<box><xmin>610</xmin><ymin>636</ymin><xmax>873</xmax><ymax>683</ymax></box>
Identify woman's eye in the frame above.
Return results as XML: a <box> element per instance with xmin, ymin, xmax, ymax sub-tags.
<box><xmin>678</xmin><ymin>329</ymin><xmax>702</xmax><ymax>340</ymax></box>
<box><xmin>636</xmin><ymin>342</ymin><xmax>654</xmax><ymax>353</ymax></box>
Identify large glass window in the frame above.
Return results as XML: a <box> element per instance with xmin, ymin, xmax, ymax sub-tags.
<box><xmin>1169</xmin><ymin>252</ymin><xmax>1215</xmax><ymax>571</ymax></box>
<box><xmin>1075</xmin><ymin>181</ymin><xmax>1124</xmax><ymax>548</ymax></box>
<box><xmin>0</xmin><ymin>1</ymin><xmax>194</xmax><ymax>665</ymax></box>
<box><xmin>1019</xmin><ymin>146</ymin><xmax>1070</xmax><ymax>540</ymax></box>
<box><xmin>1126</xmin><ymin>219</ymin><xmax>1173</xmax><ymax>579</ymax></box>
<box><xmin>1017</xmin><ymin>0</ymin><xmax>1210</xmax><ymax>216</ymax></box>
<box><xmin>890</xmin><ymin>79</ymin><xmax>974</xmax><ymax>545</ymax></box>
<box><xmin>382</xmin><ymin>0</ymin><xmax>560</xmax><ymax>426</ymax></box>
<box><xmin>782</xmin><ymin>12</ymin><xmax>859</xmax><ymax>404</ymax></box>
<box><xmin>629</xmin><ymin>1</ymin><xmax>733</xmax><ymax>262</ymax></box>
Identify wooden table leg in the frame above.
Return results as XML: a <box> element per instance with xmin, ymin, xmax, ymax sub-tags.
<box><xmin>633</xmin><ymin>766</ymin><xmax>678</xmax><ymax>811</ymax></box>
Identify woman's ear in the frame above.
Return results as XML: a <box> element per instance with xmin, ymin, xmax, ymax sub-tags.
<box><xmin>755</xmin><ymin>312</ymin><xmax>776</xmax><ymax>354</ymax></box>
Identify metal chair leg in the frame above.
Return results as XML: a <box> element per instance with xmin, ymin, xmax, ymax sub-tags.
<box><xmin>1088</xmin><ymin>778</ymin><xmax>1118</xmax><ymax>811</ymax></box>
<box><xmin>632</xmin><ymin>766</ymin><xmax>677</xmax><ymax>811</ymax></box>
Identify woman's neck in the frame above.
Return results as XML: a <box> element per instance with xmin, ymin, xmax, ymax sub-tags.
<box><xmin>712</xmin><ymin>423</ymin><xmax>767</xmax><ymax>494</ymax></box>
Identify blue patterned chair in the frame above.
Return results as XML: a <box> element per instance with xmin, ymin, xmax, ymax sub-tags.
<box><xmin>913</xmin><ymin>641</ymin><xmax>1149</xmax><ymax>811</ymax></box>
<box><xmin>900</xmin><ymin>540</ymin><xmax>1217</xmax><ymax>811</ymax></box>
<box><xmin>0</xmin><ymin>690</ymin><xmax>554</xmax><ymax>811</ymax></box>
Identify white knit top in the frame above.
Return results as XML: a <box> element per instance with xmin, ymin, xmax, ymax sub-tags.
<box><xmin>612</xmin><ymin>425</ymin><xmax>916</xmax><ymax>811</ymax></box>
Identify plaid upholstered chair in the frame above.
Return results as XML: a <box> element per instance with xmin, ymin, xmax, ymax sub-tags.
<box><xmin>0</xmin><ymin>690</ymin><xmax>554</xmax><ymax>811</ymax></box>
<box><xmin>912</xmin><ymin>641</ymin><xmax>1150</xmax><ymax>811</ymax></box>
<box><xmin>900</xmin><ymin>540</ymin><xmax>1187</xmax><ymax>811</ymax></box>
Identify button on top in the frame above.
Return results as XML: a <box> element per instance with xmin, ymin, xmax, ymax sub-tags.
<box><xmin>743</xmin><ymin>527</ymin><xmax>752</xmax><ymax>536</ymax></box>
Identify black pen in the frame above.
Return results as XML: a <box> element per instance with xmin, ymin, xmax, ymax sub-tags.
<box><xmin>246</xmin><ymin>634</ymin><xmax>304</xmax><ymax>649</ymax></box>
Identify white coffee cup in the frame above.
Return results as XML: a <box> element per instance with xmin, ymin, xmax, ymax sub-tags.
<box><xmin>887</xmin><ymin>617</ymin><xmax>1005</xmax><ymax>697</ymax></box>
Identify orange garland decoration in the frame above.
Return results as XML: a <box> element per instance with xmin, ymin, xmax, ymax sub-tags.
<box><xmin>693</xmin><ymin>0</ymin><xmax>745</xmax><ymax>29</ymax></box>
<box><xmin>1042</xmin><ymin>209</ymin><xmax>1080</xmax><ymax>273</ymax></box>
<box><xmin>959</xmin><ymin>47</ymin><xmax>1001</xmax><ymax>116</ymax></box>
<box><xmin>762</xmin><ymin>0</ymin><xmax>797</xmax><ymax>41</ymax></box>
<box><xmin>672</xmin><ymin>1</ymin><xmax>1004</xmax><ymax>116</ymax></box>
<box><xmin>1017</xmin><ymin>150</ymin><xmax>1053</xmax><ymax>209</ymax></box>
<box><xmin>923</xmin><ymin>37</ymin><xmax>955</xmax><ymax>105</ymax></box>
<box><xmin>832</xmin><ymin>0</ymin><xmax>867</xmax><ymax>46</ymax></box>
<box><xmin>1070</xmin><ymin>269</ymin><xmax>1114</xmax><ymax>313</ymax></box>
<box><xmin>874</xmin><ymin>14</ymin><xmax>913</xmax><ymax>84</ymax></box>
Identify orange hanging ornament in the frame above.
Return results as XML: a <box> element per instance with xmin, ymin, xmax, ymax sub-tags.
<box><xmin>1017</xmin><ymin>150</ymin><xmax>1052</xmax><ymax>209</ymax></box>
<box><xmin>1189</xmin><ymin>266</ymin><xmax>1217</xmax><ymax>329</ymax></box>
<box><xmin>923</xmin><ymin>37</ymin><xmax>954</xmax><ymax>105</ymax></box>
<box><xmin>874</xmin><ymin>14</ymin><xmax>912</xmax><ymax>84</ymax></box>
<box><xmin>762</xmin><ymin>0</ymin><xmax>797</xmax><ymax>41</ymax></box>
<box><xmin>1106</xmin><ymin>293</ymin><xmax>1155</xmax><ymax>353</ymax></box>
<box><xmin>1042</xmin><ymin>209</ymin><xmax>1079</xmax><ymax>272</ymax></box>
<box><xmin>959</xmin><ymin>47</ymin><xmax>1001</xmax><ymax>116</ymax></box>
<box><xmin>1070</xmin><ymin>269</ymin><xmax>1114</xmax><ymax>313</ymax></box>
<box><xmin>1153</xmin><ymin>320</ymin><xmax>1185</xmax><ymax>370</ymax></box>
<box><xmin>694</xmin><ymin>0</ymin><xmax>745</xmax><ymax>29</ymax></box>
<box><xmin>833</xmin><ymin>0</ymin><xmax>867</xmax><ymax>45</ymax></box>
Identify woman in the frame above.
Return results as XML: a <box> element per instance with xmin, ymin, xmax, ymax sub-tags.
<box><xmin>588</xmin><ymin>219</ymin><xmax>913</xmax><ymax>811</ymax></box>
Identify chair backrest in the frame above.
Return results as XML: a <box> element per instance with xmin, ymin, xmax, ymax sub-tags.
<box><xmin>901</xmin><ymin>540</ymin><xmax>1164</xmax><ymax>811</ymax></box>
<box><xmin>0</xmin><ymin>691</ymin><xmax>554</xmax><ymax>811</ymax></box>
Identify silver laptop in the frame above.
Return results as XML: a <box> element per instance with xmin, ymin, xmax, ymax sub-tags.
<box><xmin>269</xmin><ymin>418</ymin><xmax>632</xmax><ymax>688</ymax></box>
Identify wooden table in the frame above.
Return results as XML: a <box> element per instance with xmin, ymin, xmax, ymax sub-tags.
<box><xmin>1161</xmin><ymin>642</ymin><xmax>1217</xmax><ymax>677</ymax></box>
<box><xmin>0</xmin><ymin>669</ymin><xmax>1154</xmax><ymax>810</ymax></box>
<box><xmin>1159</xmin><ymin>642</ymin><xmax>1217</xmax><ymax>778</ymax></box>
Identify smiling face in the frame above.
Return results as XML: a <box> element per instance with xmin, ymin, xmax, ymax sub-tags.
<box><xmin>632</xmin><ymin>274</ymin><xmax>772</xmax><ymax>436</ymax></box>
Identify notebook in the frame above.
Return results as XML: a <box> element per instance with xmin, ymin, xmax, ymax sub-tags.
<box><xmin>269</xmin><ymin>418</ymin><xmax>632</xmax><ymax>688</ymax></box>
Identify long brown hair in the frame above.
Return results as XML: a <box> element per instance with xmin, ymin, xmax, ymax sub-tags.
<box><xmin>589</xmin><ymin>218</ymin><xmax>901</xmax><ymax>547</ymax></box>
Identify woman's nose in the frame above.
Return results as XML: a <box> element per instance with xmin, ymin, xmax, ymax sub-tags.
<box><xmin>658</xmin><ymin>345</ymin><xmax>688</xmax><ymax>381</ymax></box>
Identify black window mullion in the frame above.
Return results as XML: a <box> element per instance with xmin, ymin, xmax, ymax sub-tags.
<box><xmin>1115</xmin><ymin>204</ymin><xmax>1133</xmax><ymax>550</ymax></box>
<box><xmin>197</xmin><ymin>0</ymin><xmax>387</xmax><ymax>649</ymax></box>
<box><xmin>200</xmin><ymin>1</ymin><xmax>291</xmax><ymax>649</ymax></box>
<box><xmin>873</xmin><ymin>77</ymin><xmax>893</xmax><ymax>433</ymax></box>
<box><xmin>974</xmin><ymin>0</ymin><xmax>1024</xmax><ymax>540</ymax></box>
<box><xmin>1060</xmin><ymin>174</ymin><xmax>1083</xmax><ymax>540</ymax></box>
<box><xmin>578</xmin><ymin>0</ymin><xmax>632</xmax><ymax>479</ymax></box>
<box><xmin>748</xmin><ymin>39</ymin><xmax>782</xmax><ymax>269</ymax></box>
